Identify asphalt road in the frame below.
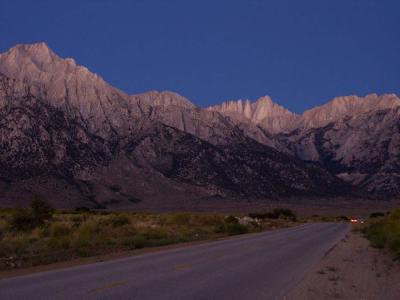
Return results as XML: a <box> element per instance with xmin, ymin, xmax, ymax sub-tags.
<box><xmin>0</xmin><ymin>223</ymin><xmax>349</xmax><ymax>300</ymax></box>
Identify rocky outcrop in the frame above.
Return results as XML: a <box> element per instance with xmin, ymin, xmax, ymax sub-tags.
<box><xmin>299</xmin><ymin>94</ymin><xmax>400</xmax><ymax>129</ymax></box>
<box><xmin>129</xmin><ymin>123</ymin><xmax>348</xmax><ymax>198</ymax></box>
<box><xmin>208</xmin><ymin>91</ymin><xmax>400</xmax><ymax>198</ymax></box>
<box><xmin>278</xmin><ymin>107</ymin><xmax>400</xmax><ymax>197</ymax></box>
<box><xmin>131</xmin><ymin>90</ymin><xmax>195</xmax><ymax>109</ymax></box>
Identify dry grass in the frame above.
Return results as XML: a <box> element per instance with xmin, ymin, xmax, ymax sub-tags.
<box><xmin>0</xmin><ymin>209</ymin><xmax>295</xmax><ymax>270</ymax></box>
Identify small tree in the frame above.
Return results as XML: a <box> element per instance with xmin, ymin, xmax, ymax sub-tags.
<box><xmin>9</xmin><ymin>209</ymin><xmax>36</xmax><ymax>231</ymax></box>
<box><xmin>30</xmin><ymin>196</ymin><xmax>54</xmax><ymax>226</ymax></box>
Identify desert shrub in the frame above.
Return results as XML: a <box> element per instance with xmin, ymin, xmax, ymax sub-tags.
<box><xmin>370</xmin><ymin>212</ymin><xmax>385</xmax><ymax>218</ymax></box>
<box><xmin>123</xmin><ymin>235</ymin><xmax>147</xmax><ymax>249</ymax></box>
<box><xmin>75</xmin><ymin>207</ymin><xmax>91</xmax><ymax>213</ymax></box>
<box><xmin>0</xmin><ymin>218</ymin><xmax>7</xmax><ymax>229</ymax></box>
<box><xmin>142</xmin><ymin>228</ymin><xmax>169</xmax><ymax>240</ymax></box>
<box><xmin>76</xmin><ymin>246</ymin><xmax>94</xmax><ymax>257</ymax></box>
<box><xmin>70</xmin><ymin>220</ymin><xmax>102</xmax><ymax>253</ymax></box>
<box><xmin>5</xmin><ymin>238</ymin><xmax>31</xmax><ymax>257</ymax></box>
<box><xmin>109</xmin><ymin>213</ymin><xmax>131</xmax><ymax>227</ymax></box>
<box><xmin>39</xmin><ymin>226</ymin><xmax>51</xmax><ymax>238</ymax></box>
<box><xmin>363</xmin><ymin>222</ymin><xmax>386</xmax><ymax>248</ymax></box>
<box><xmin>225</xmin><ymin>223</ymin><xmax>248</xmax><ymax>235</ymax></box>
<box><xmin>169</xmin><ymin>213</ymin><xmax>191</xmax><ymax>226</ymax></box>
<box><xmin>272</xmin><ymin>208</ymin><xmax>297</xmax><ymax>221</ymax></box>
<box><xmin>9</xmin><ymin>197</ymin><xmax>54</xmax><ymax>231</ymax></box>
<box><xmin>188</xmin><ymin>228</ymin><xmax>208</xmax><ymax>238</ymax></box>
<box><xmin>9</xmin><ymin>209</ymin><xmax>36</xmax><ymax>231</ymax></box>
<box><xmin>70</xmin><ymin>215</ymin><xmax>84</xmax><ymax>227</ymax></box>
<box><xmin>214</xmin><ymin>223</ymin><xmax>225</xmax><ymax>233</ymax></box>
<box><xmin>50</xmin><ymin>223</ymin><xmax>71</xmax><ymax>237</ymax></box>
<box><xmin>148</xmin><ymin>238</ymin><xmax>172</xmax><ymax>247</ymax></box>
<box><xmin>47</xmin><ymin>236</ymin><xmax>70</xmax><ymax>250</ymax></box>
<box><xmin>30</xmin><ymin>197</ymin><xmax>54</xmax><ymax>226</ymax></box>
<box><xmin>77</xmin><ymin>221</ymin><xmax>101</xmax><ymax>236</ymax></box>
<box><xmin>363</xmin><ymin>209</ymin><xmax>400</xmax><ymax>256</ymax></box>
<box><xmin>215</xmin><ymin>223</ymin><xmax>248</xmax><ymax>235</ymax></box>
<box><xmin>385</xmin><ymin>209</ymin><xmax>400</xmax><ymax>254</ymax></box>
<box><xmin>73</xmin><ymin>232</ymin><xmax>94</xmax><ymax>257</ymax></box>
<box><xmin>155</xmin><ymin>215</ymin><xmax>168</xmax><ymax>226</ymax></box>
<box><xmin>249</xmin><ymin>209</ymin><xmax>296</xmax><ymax>221</ymax></box>
<box><xmin>71</xmin><ymin>215</ymin><xmax>84</xmax><ymax>223</ymax></box>
<box><xmin>248</xmin><ymin>212</ymin><xmax>268</xmax><ymax>219</ymax></box>
<box><xmin>0</xmin><ymin>219</ymin><xmax>6</xmax><ymax>239</ymax></box>
<box><xmin>224</xmin><ymin>215</ymin><xmax>238</xmax><ymax>224</ymax></box>
<box><xmin>249</xmin><ymin>212</ymin><xmax>279</xmax><ymax>219</ymax></box>
<box><xmin>192</xmin><ymin>214</ymin><xmax>223</xmax><ymax>226</ymax></box>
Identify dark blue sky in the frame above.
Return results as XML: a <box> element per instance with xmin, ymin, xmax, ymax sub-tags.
<box><xmin>0</xmin><ymin>0</ymin><xmax>399</xmax><ymax>112</ymax></box>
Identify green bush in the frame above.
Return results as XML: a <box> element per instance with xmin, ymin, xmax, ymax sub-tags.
<box><xmin>363</xmin><ymin>223</ymin><xmax>386</xmax><ymax>248</ymax></box>
<box><xmin>226</xmin><ymin>223</ymin><xmax>248</xmax><ymax>235</ymax></box>
<box><xmin>215</xmin><ymin>223</ymin><xmax>248</xmax><ymax>235</ymax></box>
<box><xmin>363</xmin><ymin>209</ymin><xmax>400</xmax><ymax>256</ymax></box>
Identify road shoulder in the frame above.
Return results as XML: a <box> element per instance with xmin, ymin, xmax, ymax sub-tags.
<box><xmin>286</xmin><ymin>230</ymin><xmax>400</xmax><ymax>299</ymax></box>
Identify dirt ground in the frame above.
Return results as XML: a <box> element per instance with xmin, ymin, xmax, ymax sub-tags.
<box><xmin>286</xmin><ymin>230</ymin><xmax>400</xmax><ymax>299</ymax></box>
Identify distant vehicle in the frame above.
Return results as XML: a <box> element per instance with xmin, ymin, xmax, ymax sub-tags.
<box><xmin>350</xmin><ymin>218</ymin><xmax>358</xmax><ymax>223</ymax></box>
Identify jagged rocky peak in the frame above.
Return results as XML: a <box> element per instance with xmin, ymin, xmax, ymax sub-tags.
<box><xmin>208</xmin><ymin>95</ymin><xmax>294</xmax><ymax>119</ymax></box>
<box><xmin>0</xmin><ymin>42</ymin><xmax>81</xmax><ymax>77</ymax></box>
<box><xmin>0</xmin><ymin>42</ymin><xmax>135</xmax><ymax>139</ymax></box>
<box><xmin>251</xmin><ymin>96</ymin><xmax>295</xmax><ymax>122</ymax></box>
<box><xmin>131</xmin><ymin>90</ymin><xmax>195</xmax><ymax>109</ymax></box>
<box><xmin>207</xmin><ymin>95</ymin><xmax>298</xmax><ymax>133</ymax></box>
<box><xmin>0</xmin><ymin>42</ymin><xmax>124</xmax><ymax>92</ymax></box>
<box><xmin>301</xmin><ymin>93</ymin><xmax>400</xmax><ymax>128</ymax></box>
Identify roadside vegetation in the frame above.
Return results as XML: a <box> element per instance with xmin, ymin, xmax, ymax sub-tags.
<box><xmin>0</xmin><ymin>199</ymin><xmax>299</xmax><ymax>270</ymax></box>
<box><xmin>361</xmin><ymin>209</ymin><xmax>400</xmax><ymax>258</ymax></box>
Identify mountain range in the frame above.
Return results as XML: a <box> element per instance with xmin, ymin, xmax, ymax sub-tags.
<box><xmin>0</xmin><ymin>42</ymin><xmax>398</xmax><ymax>208</ymax></box>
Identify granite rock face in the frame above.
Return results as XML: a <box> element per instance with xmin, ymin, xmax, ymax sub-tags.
<box><xmin>0</xmin><ymin>43</ymin><xmax>397</xmax><ymax>207</ymax></box>
<box><xmin>208</xmin><ymin>90</ymin><xmax>400</xmax><ymax>198</ymax></box>
<box><xmin>277</xmin><ymin>107</ymin><xmax>400</xmax><ymax>197</ymax></box>
<box><xmin>299</xmin><ymin>94</ymin><xmax>400</xmax><ymax>129</ymax></box>
<box><xmin>207</xmin><ymin>96</ymin><xmax>299</xmax><ymax>133</ymax></box>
